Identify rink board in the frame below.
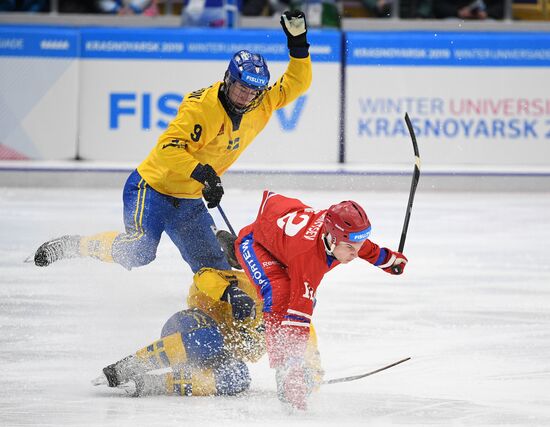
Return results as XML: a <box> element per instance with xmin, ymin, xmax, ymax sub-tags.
<box><xmin>345</xmin><ymin>32</ymin><xmax>550</xmax><ymax>168</ymax></box>
<box><xmin>2</xmin><ymin>26</ymin><xmax>550</xmax><ymax>171</ymax></box>
<box><xmin>78</xmin><ymin>28</ymin><xmax>341</xmax><ymax>164</ymax></box>
<box><xmin>0</xmin><ymin>26</ymin><xmax>78</xmax><ymax>160</ymax></box>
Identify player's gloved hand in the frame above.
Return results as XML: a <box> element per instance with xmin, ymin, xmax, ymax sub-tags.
<box><xmin>221</xmin><ymin>284</ymin><xmax>256</xmax><ymax>321</ymax></box>
<box><xmin>378</xmin><ymin>248</ymin><xmax>408</xmax><ymax>275</ymax></box>
<box><xmin>191</xmin><ymin>163</ymin><xmax>224</xmax><ymax>209</ymax></box>
<box><xmin>276</xmin><ymin>357</ymin><xmax>309</xmax><ymax>411</ymax></box>
<box><xmin>280</xmin><ymin>10</ymin><xmax>308</xmax><ymax>49</ymax></box>
<box><xmin>215</xmin><ymin>229</ymin><xmax>242</xmax><ymax>270</ymax></box>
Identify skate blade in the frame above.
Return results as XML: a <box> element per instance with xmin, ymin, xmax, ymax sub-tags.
<box><xmin>23</xmin><ymin>252</ymin><xmax>35</xmax><ymax>263</ymax></box>
<box><xmin>91</xmin><ymin>375</ymin><xmax>108</xmax><ymax>386</ymax></box>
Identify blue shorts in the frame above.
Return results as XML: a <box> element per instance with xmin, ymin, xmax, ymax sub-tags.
<box><xmin>112</xmin><ymin>169</ymin><xmax>230</xmax><ymax>272</ymax></box>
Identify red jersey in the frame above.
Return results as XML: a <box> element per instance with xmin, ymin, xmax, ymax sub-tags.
<box><xmin>237</xmin><ymin>191</ymin><xmax>385</xmax><ymax>330</ymax></box>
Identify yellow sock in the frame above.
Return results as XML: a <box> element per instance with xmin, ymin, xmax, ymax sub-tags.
<box><xmin>79</xmin><ymin>231</ymin><xmax>119</xmax><ymax>262</ymax></box>
<box><xmin>135</xmin><ymin>333</ymin><xmax>188</xmax><ymax>369</ymax></box>
<box><xmin>167</xmin><ymin>367</ymin><xmax>217</xmax><ymax>396</ymax></box>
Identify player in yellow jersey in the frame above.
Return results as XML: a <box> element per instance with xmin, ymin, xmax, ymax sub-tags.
<box><xmin>33</xmin><ymin>10</ymin><xmax>312</xmax><ymax>274</ymax></box>
<box><xmin>91</xmin><ymin>268</ymin><xmax>323</xmax><ymax>400</ymax></box>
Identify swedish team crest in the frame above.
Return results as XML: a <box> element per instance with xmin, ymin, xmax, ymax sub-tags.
<box><xmin>227</xmin><ymin>137</ymin><xmax>240</xmax><ymax>151</ymax></box>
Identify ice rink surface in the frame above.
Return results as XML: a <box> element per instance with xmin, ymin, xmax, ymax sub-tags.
<box><xmin>1</xmin><ymin>186</ymin><xmax>549</xmax><ymax>426</ymax></box>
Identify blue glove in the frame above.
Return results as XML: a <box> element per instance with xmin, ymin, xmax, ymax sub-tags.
<box><xmin>221</xmin><ymin>284</ymin><xmax>255</xmax><ymax>321</ymax></box>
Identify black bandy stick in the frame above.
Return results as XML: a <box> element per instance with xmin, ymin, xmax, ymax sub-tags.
<box><xmin>217</xmin><ymin>204</ymin><xmax>236</xmax><ymax>236</ymax></box>
<box><xmin>323</xmin><ymin>357</ymin><xmax>411</xmax><ymax>385</ymax></box>
<box><xmin>392</xmin><ymin>113</ymin><xmax>421</xmax><ymax>274</ymax></box>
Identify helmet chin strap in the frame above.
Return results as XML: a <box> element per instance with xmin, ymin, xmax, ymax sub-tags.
<box><xmin>322</xmin><ymin>233</ymin><xmax>336</xmax><ymax>255</ymax></box>
<box><xmin>220</xmin><ymin>81</ymin><xmax>246</xmax><ymax>116</ymax></box>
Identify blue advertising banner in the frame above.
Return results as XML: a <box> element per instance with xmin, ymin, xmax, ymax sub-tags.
<box><xmin>347</xmin><ymin>31</ymin><xmax>550</xmax><ymax>67</ymax></box>
<box><xmin>0</xmin><ymin>25</ymin><xmax>340</xmax><ymax>63</ymax></box>
<box><xmin>0</xmin><ymin>25</ymin><xmax>79</xmax><ymax>58</ymax></box>
<box><xmin>80</xmin><ymin>27</ymin><xmax>340</xmax><ymax>62</ymax></box>
<box><xmin>75</xmin><ymin>27</ymin><xmax>340</xmax><ymax>162</ymax></box>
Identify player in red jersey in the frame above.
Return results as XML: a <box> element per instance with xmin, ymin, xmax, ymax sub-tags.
<box><xmin>233</xmin><ymin>190</ymin><xmax>408</xmax><ymax>410</ymax></box>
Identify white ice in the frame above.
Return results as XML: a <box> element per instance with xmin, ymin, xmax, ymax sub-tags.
<box><xmin>1</xmin><ymin>186</ymin><xmax>549</xmax><ymax>426</ymax></box>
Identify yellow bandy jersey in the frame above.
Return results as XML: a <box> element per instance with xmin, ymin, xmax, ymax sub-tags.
<box><xmin>137</xmin><ymin>55</ymin><xmax>312</xmax><ymax>198</ymax></box>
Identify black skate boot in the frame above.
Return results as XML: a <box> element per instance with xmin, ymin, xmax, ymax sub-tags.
<box><xmin>102</xmin><ymin>363</ymin><xmax>120</xmax><ymax>387</ymax></box>
<box><xmin>91</xmin><ymin>363</ymin><xmax>120</xmax><ymax>387</ymax></box>
<box><xmin>34</xmin><ymin>235</ymin><xmax>81</xmax><ymax>267</ymax></box>
<box><xmin>216</xmin><ymin>229</ymin><xmax>242</xmax><ymax>270</ymax></box>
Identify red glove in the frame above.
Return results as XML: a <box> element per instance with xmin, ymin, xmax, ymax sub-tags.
<box><xmin>378</xmin><ymin>248</ymin><xmax>408</xmax><ymax>275</ymax></box>
<box><xmin>276</xmin><ymin>358</ymin><xmax>308</xmax><ymax>411</ymax></box>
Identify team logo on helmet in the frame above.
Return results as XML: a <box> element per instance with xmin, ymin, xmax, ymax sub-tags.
<box><xmin>241</xmin><ymin>71</ymin><xmax>269</xmax><ymax>88</ymax></box>
<box><xmin>348</xmin><ymin>227</ymin><xmax>372</xmax><ymax>242</ymax></box>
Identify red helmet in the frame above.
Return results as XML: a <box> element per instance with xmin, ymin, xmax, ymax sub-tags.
<box><xmin>324</xmin><ymin>201</ymin><xmax>372</xmax><ymax>246</ymax></box>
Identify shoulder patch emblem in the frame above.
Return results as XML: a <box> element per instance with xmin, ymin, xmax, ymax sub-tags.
<box><xmin>162</xmin><ymin>139</ymin><xmax>187</xmax><ymax>150</ymax></box>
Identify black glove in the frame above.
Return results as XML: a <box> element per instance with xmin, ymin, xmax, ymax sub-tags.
<box><xmin>216</xmin><ymin>229</ymin><xmax>242</xmax><ymax>270</ymax></box>
<box><xmin>191</xmin><ymin>163</ymin><xmax>223</xmax><ymax>209</ymax></box>
<box><xmin>280</xmin><ymin>10</ymin><xmax>309</xmax><ymax>55</ymax></box>
<box><xmin>221</xmin><ymin>284</ymin><xmax>255</xmax><ymax>321</ymax></box>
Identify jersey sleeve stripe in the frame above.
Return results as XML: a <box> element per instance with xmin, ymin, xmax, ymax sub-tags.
<box><xmin>287</xmin><ymin>308</ymin><xmax>312</xmax><ymax>320</ymax></box>
<box><xmin>378</xmin><ymin>253</ymin><xmax>396</xmax><ymax>269</ymax></box>
<box><xmin>284</xmin><ymin>314</ymin><xmax>311</xmax><ymax>324</ymax></box>
<box><xmin>374</xmin><ymin>248</ymin><xmax>387</xmax><ymax>266</ymax></box>
<box><xmin>281</xmin><ymin>320</ymin><xmax>311</xmax><ymax>328</ymax></box>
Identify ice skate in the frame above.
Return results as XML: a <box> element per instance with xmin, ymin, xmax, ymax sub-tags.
<box><xmin>92</xmin><ymin>355</ymin><xmax>154</xmax><ymax>389</ymax></box>
<box><xmin>91</xmin><ymin>363</ymin><xmax>120</xmax><ymax>387</ymax></box>
<box><xmin>92</xmin><ymin>371</ymin><xmax>166</xmax><ymax>397</ymax></box>
<box><xmin>34</xmin><ymin>235</ymin><xmax>81</xmax><ymax>267</ymax></box>
<box><xmin>102</xmin><ymin>363</ymin><xmax>121</xmax><ymax>387</ymax></box>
